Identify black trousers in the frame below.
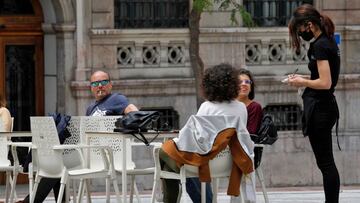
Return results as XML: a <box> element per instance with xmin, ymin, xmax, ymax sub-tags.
<box><xmin>308</xmin><ymin>100</ymin><xmax>340</xmax><ymax>203</ymax></box>
<box><xmin>23</xmin><ymin>178</ymin><xmax>65</xmax><ymax>203</ymax></box>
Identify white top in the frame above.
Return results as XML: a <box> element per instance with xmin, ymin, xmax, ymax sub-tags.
<box><xmin>0</xmin><ymin>107</ymin><xmax>11</xmax><ymax>132</ymax></box>
<box><xmin>174</xmin><ymin>100</ymin><xmax>254</xmax><ymax>156</ymax></box>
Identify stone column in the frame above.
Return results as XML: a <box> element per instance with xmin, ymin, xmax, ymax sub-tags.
<box><xmin>54</xmin><ymin>24</ymin><xmax>77</xmax><ymax>115</ymax></box>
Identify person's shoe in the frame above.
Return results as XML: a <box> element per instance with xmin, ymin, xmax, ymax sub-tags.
<box><xmin>15</xmin><ymin>201</ymin><xmax>25</xmax><ymax>203</ymax></box>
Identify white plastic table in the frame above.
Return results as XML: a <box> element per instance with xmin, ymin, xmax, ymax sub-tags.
<box><xmin>84</xmin><ymin>131</ymin><xmax>177</xmax><ymax>203</ymax></box>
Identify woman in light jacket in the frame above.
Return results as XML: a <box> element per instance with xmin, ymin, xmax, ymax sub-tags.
<box><xmin>161</xmin><ymin>63</ymin><xmax>254</xmax><ymax>203</ymax></box>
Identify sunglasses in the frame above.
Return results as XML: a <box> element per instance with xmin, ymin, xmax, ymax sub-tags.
<box><xmin>240</xmin><ymin>79</ymin><xmax>252</xmax><ymax>85</ymax></box>
<box><xmin>90</xmin><ymin>79</ymin><xmax>110</xmax><ymax>87</ymax></box>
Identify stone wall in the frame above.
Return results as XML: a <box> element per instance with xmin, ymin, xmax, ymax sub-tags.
<box><xmin>68</xmin><ymin>0</ymin><xmax>360</xmax><ymax>190</ymax></box>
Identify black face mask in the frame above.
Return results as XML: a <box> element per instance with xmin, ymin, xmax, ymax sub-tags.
<box><xmin>298</xmin><ymin>30</ymin><xmax>314</xmax><ymax>41</ymax></box>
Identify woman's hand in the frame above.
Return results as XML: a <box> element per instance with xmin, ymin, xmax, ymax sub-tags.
<box><xmin>288</xmin><ymin>74</ymin><xmax>307</xmax><ymax>87</ymax></box>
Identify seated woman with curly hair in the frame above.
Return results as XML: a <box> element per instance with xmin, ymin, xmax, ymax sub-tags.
<box><xmin>159</xmin><ymin>63</ymin><xmax>254</xmax><ymax>203</ymax></box>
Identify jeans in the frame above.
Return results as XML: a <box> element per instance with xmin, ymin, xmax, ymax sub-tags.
<box><xmin>308</xmin><ymin>100</ymin><xmax>340</xmax><ymax>203</ymax></box>
<box><xmin>186</xmin><ymin>178</ymin><xmax>213</xmax><ymax>203</ymax></box>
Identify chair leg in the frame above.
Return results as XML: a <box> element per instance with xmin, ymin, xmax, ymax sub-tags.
<box><xmin>28</xmin><ymin>163</ymin><xmax>34</xmax><ymax>203</ymax></box>
<box><xmin>5</xmin><ymin>171</ymin><xmax>10</xmax><ymax>203</ymax></box>
<box><xmin>30</xmin><ymin>175</ymin><xmax>41</xmax><ymax>203</ymax></box>
<box><xmin>150</xmin><ymin>178</ymin><xmax>160</xmax><ymax>203</ymax></box>
<box><xmin>9</xmin><ymin>170</ymin><xmax>19</xmax><ymax>203</ymax></box>
<box><xmin>133</xmin><ymin>181</ymin><xmax>141</xmax><ymax>203</ymax></box>
<box><xmin>201</xmin><ymin>182</ymin><xmax>206</xmax><ymax>203</ymax></box>
<box><xmin>111</xmin><ymin>175</ymin><xmax>121</xmax><ymax>203</ymax></box>
<box><xmin>105</xmin><ymin>177</ymin><xmax>110</xmax><ymax>203</ymax></box>
<box><xmin>129</xmin><ymin>175</ymin><xmax>134</xmax><ymax>203</ymax></box>
<box><xmin>65</xmin><ymin>182</ymin><xmax>70</xmax><ymax>203</ymax></box>
<box><xmin>85</xmin><ymin>179</ymin><xmax>92</xmax><ymax>203</ymax></box>
<box><xmin>77</xmin><ymin>179</ymin><xmax>85</xmax><ymax>203</ymax></box>
<box><xmin>256</xmin><ymin>166</ymin><xmax>269</xmax><ymax>203</ymax></box>
<box><xmin>179</xmin><ymin>168</ymin><xmax>186</xmax><ymax>203</ymax></box>
<box><xmin>211</xmin><ymin>178</ymin><xmax>219</xmax><ymax>203</ymax></box>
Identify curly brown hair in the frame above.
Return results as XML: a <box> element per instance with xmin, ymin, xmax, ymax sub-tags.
<box><xmin>201</xmin><ymin>63</ymin><xmax>239</xmax><ymax>102</ymax></box>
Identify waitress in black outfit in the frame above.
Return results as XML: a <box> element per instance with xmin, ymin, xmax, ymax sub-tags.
<box><xmin>288</xmin><ymin>4</ymin><xmax>340</xmax><ymax>203</ymax></box>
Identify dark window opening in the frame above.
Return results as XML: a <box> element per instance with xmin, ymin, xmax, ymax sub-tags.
<box><xmin>0</xmin><ymin>0</ymin><xmax>34</xmax><ymax>15</ymax></box>
<box><xmin>263</xmin><ymin>103</ymin><xmax>302</xmax><ymax>131</ymax></box>
<box><xmin>114</xmin><ymin>0</ymin><xmax>189</xmax><ymax>28</ymax></box>
<box><xmin>140</xmin><ymin>106</ymin><xmax>179</xmax><ymax>131</ymax></box>
<box><xmin>243</xmin><ymin>0</ymin><xmax>313</xmax><ymax>27</ymax></box>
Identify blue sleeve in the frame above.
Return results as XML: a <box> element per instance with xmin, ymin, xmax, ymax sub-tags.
<box><xmin>106</xmin><ymin>93</ymin><xmax>129</xmax><ymax>115</ymax></box>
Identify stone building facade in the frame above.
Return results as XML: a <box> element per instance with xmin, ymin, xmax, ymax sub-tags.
<box><xmin>1</xmin><ymin>0</ymin><xmax>359</xmax><ymax>189</ymax></box>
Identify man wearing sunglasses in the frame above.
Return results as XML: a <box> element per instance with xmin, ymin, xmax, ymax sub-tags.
<box><xmin>86</xmin><ymin>70</ymin><xmax>138</xmax><ymax>116</ymax></box>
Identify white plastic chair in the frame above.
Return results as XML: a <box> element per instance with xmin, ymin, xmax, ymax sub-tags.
<box><xmin>29</xmin><ymin>116</ymin><xmax>121</xmax><ymax>203</ymax></box>
<box><xmin>0</xmin><ymin>117</ymin><xmax>24</xmax><ymax>203</ymax></box>
<box><xmin>151</xmin><ymin>146</ymin><xmax>242</xmax><ymax>203</ymax></box>
<box><xmin>254</xmin><ymin>144</ymin><xmax>269</xmax><ymax>203</ymax></box>
<box><xmin>81</xmin><ymin>116</ymin><xmax>157</xmax><ymax>203</ymax></box>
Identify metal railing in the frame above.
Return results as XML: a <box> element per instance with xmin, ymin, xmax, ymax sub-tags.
<box><xmin>114</xmin><ymin>0</ymin><xmax>189</xmax><ymax>29</ymax></box>
<box><xmin>243</xmin><ymin>0</ymin><xmax>313</xmax><ymax>27</ymax></box>
<box><xmin>140</xmin><ymin>107</ymin><xmax>179</xmax><ymax>131</ymax></box>
<box><xmin>264</xmin><ymin>104</ymin><xmax>302</xmax><ymax>131</ymax></box>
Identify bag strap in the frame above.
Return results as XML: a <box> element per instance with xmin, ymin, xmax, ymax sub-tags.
<box><xmin>131</xmin><ymin>130</ymin><xmax>160</xmax><ymax>146</ymax></box>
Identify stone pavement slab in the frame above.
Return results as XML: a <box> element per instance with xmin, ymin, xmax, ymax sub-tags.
<box><xmin>1</xmin><ymin>185</ymin><xmax>360</xmax><ymax>202</ymax></box>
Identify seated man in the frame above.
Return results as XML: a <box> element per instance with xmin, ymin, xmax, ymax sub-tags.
<box><xmin>86</xmin><ymin>70</ymin><xmax>138</xmax><ymax>116</ymax></box>
<box><xmin>17</xmin><ymin>70</ymin><xmax>138</xmax><ymax>203</ymax></box>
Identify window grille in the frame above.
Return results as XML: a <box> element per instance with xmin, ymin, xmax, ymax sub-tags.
<box><xmin>114</xmin><ymin>0</ymin><xmax>189</xmax><ymax>29</ymax></box>
<box><xmin>263</xmin><ymin>104</ymin><xmax>302</xmax><ymax>131</ymax></box>
<box><xmin>140</xmin><ymin>106</ymin><xmax>179</xmax><ymax>131</ymax></box>
<box><xmin>243</xmin><ymin>0</ymin><xmax>313</xmax><ymax>27</ymax></box>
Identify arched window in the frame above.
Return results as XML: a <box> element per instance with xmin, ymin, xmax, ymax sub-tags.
<box><xmin>114</xmin><ymin>0</ymin><xmax>189</xmax><ymax>29</ymax></box>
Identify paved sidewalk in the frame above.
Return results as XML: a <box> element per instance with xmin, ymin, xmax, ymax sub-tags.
<box><xmin>1</xmin><ymin>185</ymin><xmax>360</xmax><ymax>202</ymax></box>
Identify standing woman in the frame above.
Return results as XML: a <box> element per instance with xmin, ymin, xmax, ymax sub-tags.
<box><xmin>288</xmin><ymin>4</ymin><xmax>340</xmax><ymax>203</ymax></box>
<box><xmin>237</xmin><ymin>68</ymin><xmax>263</xmax><ymax>168</ymax></box>
<box><xmin>0</xmin><ymin>93</ymin><xmax>12</xmax><ymax>132</ymax></box>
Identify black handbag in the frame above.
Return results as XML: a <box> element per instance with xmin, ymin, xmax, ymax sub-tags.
<box><xmin>114</xmin><ymin>111</ymin><xmax>160</xmax><ymax>146</ymax></box>
<box><xmin>250</xmin><ymin>114</ymin><xmax>278</xmax><ymax>145</ymax></box>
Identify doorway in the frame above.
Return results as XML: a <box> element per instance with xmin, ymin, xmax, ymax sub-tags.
<box><xmin>0</xmin><ymin>0</ymin><xmax>44</xmax><ymax>131</ymax></box>
<box><xmin>0</xmin><ymin>0</ymin><xmax>44</xmax><ymax>185</ymax></box>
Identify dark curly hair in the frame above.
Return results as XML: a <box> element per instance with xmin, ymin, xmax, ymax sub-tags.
<box><xmin>237</xmin><ymin>68</ymin><xmax>256</xmax><ymax>100</ymax></box>
<box><xmin>201</xmin><ymin>63</ymin><xmax>239</xmax><ymax>102</ymax></box>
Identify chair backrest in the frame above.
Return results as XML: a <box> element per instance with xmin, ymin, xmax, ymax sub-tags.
<box><xmin>62</xmin><ymin>116</ymin><xmax>82</xmax><ymax>169</ymax></box>
<box><xmin>11</xmin><ymin>117</ymin><xmax>14</xmax><ymax>132</ymax></box>
<box><xmin>184</xmin><ymin>147</ymin><xmax>233</xmax><ymax>178</ymax></box>
<box><xmin>178</xmin><ymin>115</ymin><xmax>238</xmax><ymax>178</ymax></box>
<box><xmin>0</xmin><ymin>118</ymin><xmax>15</xmax><ymax>167</ymax></box>
<box><xmin>30</xmin><ymin>117</ymin><xmax>65</xmax><ymax>178</ymax></box>
<box><xmin>80</xmin><ymin>116</ymin><xmax>135</xmax><ymax>170</ymax></box>
<box><xmin>0</xmin><ymin>135</ymin><xmax>10</xmax><ymax>166</ymax></box>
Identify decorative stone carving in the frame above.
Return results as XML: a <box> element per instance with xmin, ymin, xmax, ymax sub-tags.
<box><xmin>142</xmin><ymin>45</ymin><xmax>160</xmax><ymax>65</ymax></box>
<box><xmin>168</xmin><ymin>44</ymin><xmax>185</xmax><ymax>65</ymax></box>
<box><xmin>245</xmin><ymin>43</ymin><xmax>261</xmax><ymax>64</ymax></box>
<box><xmin>268</xmin><ymin>42</ymin><xmax>286</xmax><ymax>63</ymax></box>
<box><xmin>117</xmin><ymin>45</ymin><xmax>135</xmax><ymax>66</ymax></box>
<box><xmin>292</xmin><ymin>42</ymin><xmax>308</xmax><ymax>62</ymax></box>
